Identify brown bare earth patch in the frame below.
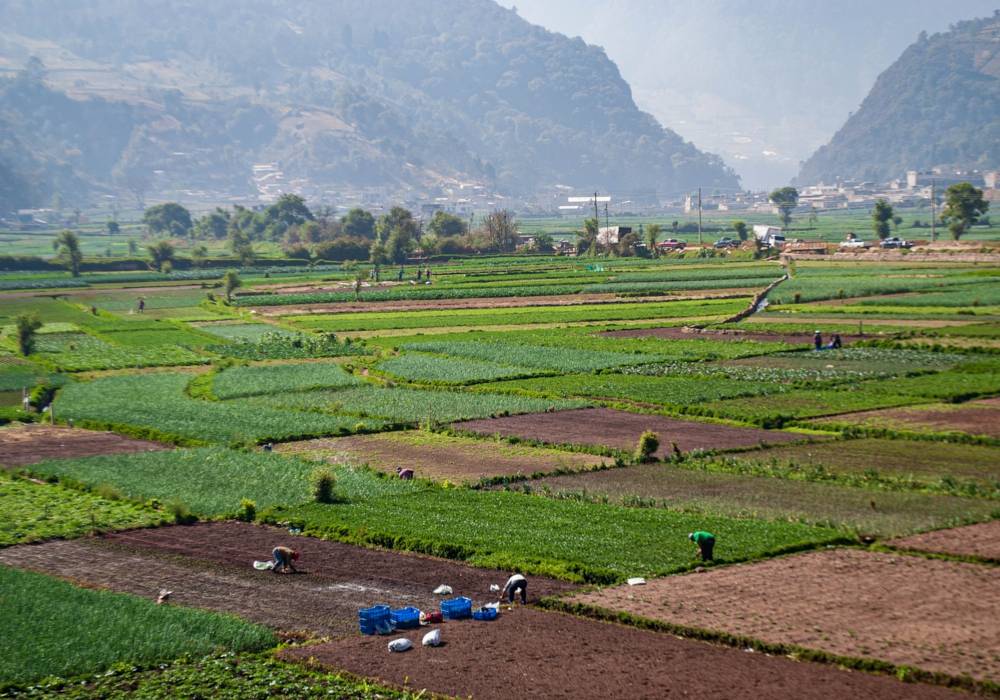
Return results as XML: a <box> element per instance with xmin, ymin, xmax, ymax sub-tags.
<box><xmin>0</xmin><ymin>423</ymin><xmax>171</xmax><ymax>467</ymax></box>
<box><xmin>975</xmin><ymin>396</ymin><xmax>1000</xmax><ymax>407</ymax></box>
<box><xmin>887</xmin><ymin>521</ymin><xmax>1000</xmax><ymax>562</ymax></box>
<box><xmin>568</xmin><ymin>548</ymin><xmax>1000</xmax><ymax>681</ymax></box>
<box><xmin>98</xmin><ymin>522</ymin><xmax>576</xmax><ymax>602</ymax></box>
<box><xmin>282</xmin><ymin>606</ymin><xmax>961</xmax><ymax>700</ymax></box>
<box><xmin>455</xmin><ymin>408</ymin><xmax>806</xmax><ymax>456</ymax></box>
<box><xmin>599</xmin><ymin>326</ymin><xmax>866</xmax><ymax>346</ymax></box>
<box><xmin>275</xmin><ymin>431</ymin><xmax>605</xmax><ymax>482</ymax></box>
<box><xmin>814</xmin><ymin>402</ymin><xmax>1000</xmax><ymax>438</ymax></box>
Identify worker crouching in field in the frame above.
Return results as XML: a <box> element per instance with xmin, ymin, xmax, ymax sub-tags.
<box><xmin>500</xmin><ymin>572</ymin><xmax>527</xmax><ymax>604</ymax></box>
<box><xmin>689</xmin><ymin>531</ymin><xmax>715</xmax><ymax>562</ymax></box>
<box><xmin>272</xmin><ymin>546</ymin><xmax>299</xmax><ymax>573</ymax></box>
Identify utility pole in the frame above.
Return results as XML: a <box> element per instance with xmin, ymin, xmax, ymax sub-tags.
<box><xmin>593</xmin><ymin>192</ymin><xmax>600</xmax><ymax>223</ymax></box>
<box><xmin>604</xmin><ymin>203</ymin><xmax>609</xmax><ymax>234</ymax></box>
<box><xmin>697</xmin><ymin>188</ymin><xmax>703</xmax><ymax>245</ymax></box>
<box><xmin>930</xmin><ymin>179</ymin><xmax>937</xmax><ymax>242</ymax></box>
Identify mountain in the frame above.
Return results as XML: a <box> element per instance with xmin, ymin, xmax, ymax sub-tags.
<box><xmin>798</xmin><ymin>12</ymin><xmax>1000</xmax><ymax>185</ymax></box>
<box><xmin>0</xmin><ymin>0</ymin><xmax>738</xmax><ymax>209</ymax></box>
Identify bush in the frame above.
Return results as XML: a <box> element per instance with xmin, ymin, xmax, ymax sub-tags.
<box><xmin>238</xmin><ymin>498</ymin><xmax>256</xmax><ymax>522</ymax></box>
<box><xmin>314</xmin><ymin>237</ymin><xmax>371</xmax><ymax>262</ymax></box>
<box><xmin>29</xmin><ymin>384</ymin><xmax>57</xmax><ymax>411</ymax></box>
<box><xmin>635</xmin><ymin>430</ymin><xmax>660</xmax><ymax>462</ymax></box>
<box><xmin>311</xmin><ymin>468</ymin><xmax>340</xmax><ymax>504</ymax></box>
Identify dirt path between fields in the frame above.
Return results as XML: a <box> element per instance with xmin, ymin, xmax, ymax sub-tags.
<box><xmin>567</xmin><ymin>548</ymin><xmax>1000</xmax><ymax>681</ymax></box>
<box><xmin>0</xmin><ymin>423</ymin><xmax>171</xmax><ymax>467</ymax></box>
<box><xmin>283</xmin><ymin>606</ymin><xmax>963</xmax><ymax>700</ymax></box>
<box><xmin>888</xmin><ymin>520</ymin><xmax>1000</xmax><ymax>562</ymax></box>
<box><xmin>276</xmin><ymin>432</ymin><xmax>605</xmax><ymax>482</ymax></box>
<box><xmin>456</xmin><ymin>408</ymin><xmax>806</xmax><ymax>456</ymax></box>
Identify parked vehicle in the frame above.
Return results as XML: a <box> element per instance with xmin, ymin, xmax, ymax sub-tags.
<box><xmin>839</xmin><ymin>234</ymin><xmax>870</xmax><ymax>249</ymax></box>
<box><xmin>713</xmin><ymin>237</ymin><xmax>740</xmax><ymax>249</ymax></box>
<box><xmin>656</xmin><ymin>238</ymin><xmax>686</xmax><ymax>251</ymax></box>
<box><xmin>879</xmin><ymin>237</ymin><xmax>913</xmax><ymax>249</ymax></box>
<box><xmin>752</xmin><ymin>225</ymin><xmax>786</xmax><ymax>248</ymax></box>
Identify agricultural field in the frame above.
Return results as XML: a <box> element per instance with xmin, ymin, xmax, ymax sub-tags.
<box><xmin>6</xmin><ymin>253</ymin><xmax>1000</xmax><ymax>698</ymax></box>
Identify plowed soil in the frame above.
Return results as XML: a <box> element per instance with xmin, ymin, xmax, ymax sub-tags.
<box><xmin>567</xmin><ymin>548</ymin><xmax>1000</xmax><ymax>681</ymax></box>
<box><xmin>455</xmin><ymin>408</ymin><xmax>805</xmax><ymax>455</ymax></box>
<box><xmin>99</xmin><ymin>522</ymin><xmax>576</xmax><ymax>602</ymax></box>
<box><xmin>276</xmin><ymin>432</ymin><xmax>604</xmax><ymax>482</ymax></box>
<box><xmin>0</xmin><ymin>423</ymin><xmax>171</xmax><ymax>467</ymax></box>
<box><xmin>888</xmin><ymin>520</ymin><xmax>1000</xmax><ymax>562</ymax></box>
<box><xmin>599</xmin><ymin>327</ymin><xmax>864</xmax><ymax>345</ymax></box>
<box><xmin>815</xmin><ymin>402</ymin><xmax>1000</xmax><ymax>438</ymax></box>
<box><xmin>282</xmin><ymin>606</ymin><xmax>961</xmax><ymax>700</ymax></box>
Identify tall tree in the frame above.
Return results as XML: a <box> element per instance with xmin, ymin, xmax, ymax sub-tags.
<box><xmin>266</xmin><ymin>194</ymin><xmax>313</xmax><ymax>228</ymax></box>
<box><xmin>427</xmin><ymin>211</ymin><xmax>467</xmax><ymax>238</ymax></box>
<box><xmin>55</xmin><ymin>230</ymin><xmax>83</xmax><ymax>277</ymax></box>
<box><xmin>871</xmin><ymin>199</ymin><xmax>894</xmax><ymax>240</ymax></box>
<box><xmin>732</xmin><ymin>220</ymin><xmax>748</xmax><ymax>241</ymax></box>
<box><xmin>646</xmin><ymin>223</ymin><xmax>661</xmax><ymax>251</ymax></box>
<box><xmin>941</xmin><ymin>183</ymin><xmax>989</xmax><ymax>241</ymax></box>
<box><xmin>222</xmin><ymin>269</ymin><xmax>242</xmax><ymax>302</ymax></box>
<box><xmin>770</xmin><ymin>187</ymin><xmax>798</xmax><ymax>228</ymax></box>
<box><xmin>105</xmin><ymin>220</ymin><xmax>120</xmax><ymax>236</ymax></box>
<box><xmin>341</xmin><ymin>208</ymin><xmax>377</xmax><ymax>239</ymax></box>
<box><xmin>194</xmin><ymin>208</ymin><xmax>230</xmax><ymax>239</ymax></box>
<box><xmin>147</xmin><ymin>239</ymin><xmax>175</xmax><ymax>272</ymax></box>
<box><xmin>142</xmin><ymin>203</ymin><xmax>192</xmax><ymax>236</ymax></box>
<box><xmin>483</xmin><ymin>210</ymin><xmax>518</xmax><ymax>253</ymax></box>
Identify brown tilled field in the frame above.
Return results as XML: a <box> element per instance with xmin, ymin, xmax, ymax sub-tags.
<box><xmin>0</xmin><ymin>423</ymin><xmax>171</xmax><ymax>467</ymax></box>
<box><xmin>815</xmin><ymin>401</ymin><xmax>1000</xmax><ymax>438</ymax></box>
<box><xmin>282</xmin><ymin>606</ymin><xmax>963</xmax><ymax>700</ymax></box>
<box><xmin>276</xmin><ymin>431</ymin><xmax>605</xmax><ymax>482</ymax></box>
<box><xmin>887</xmin><ymin>520</ymin><xmax>1000</xmax><ymax>562</ymax></box>
<box><xmin>455</xmin><ymin>408</ymin><xmax>806</xmax><ymax>456</ymax></box>
<box><xmin>566</xmin><ymin>548</ymin><xmax>1000</xmax><ymax>680</ymax></box>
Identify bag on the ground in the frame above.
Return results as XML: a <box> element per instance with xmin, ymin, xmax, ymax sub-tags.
<box><xmin>422</xmin><ymin>629</ymin><xmax>441</xmax><ymax>647</ymax></box>
<box><xmin>388</xmin><ymin>638</ymin><xmax>413</xmax><ymax>652</ymax></box>
<box><xmin>627</xmin><ymin>577</ymin><xmax>646</xmax><ymax>586</ymax></box>
<box><xmin>433</xmin><ymin>585</ymin><xmax>453</xmax><ymax>595</ymax></box>
<box><xmin>424</xmin><ymin>611</ymin><xmax>443</xmax><ymax>623</ymax></box>
<box><xmin>489</xmin><ymin>584</ymin><xmax>500</xmax><ymax>592</ymax></box>
<box><xmin>253</xmin><ymin>561</ymin><xmax>274</xmax><ymax>571</ymax></box>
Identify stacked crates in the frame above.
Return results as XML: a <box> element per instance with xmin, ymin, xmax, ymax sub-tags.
<box><xmin>358</xmin><ymin>605</ymin><xmax>390</xmax><ymax>635</ymax></box>
<box><xmin>440</xmin><ymin>596</ymin><xmax>472</xmax><ymax>619</ymax></box>
<box><xmin>390</xmin><ymin>606</ymin><xmax>421</xmax><ymax>629</ymax></box>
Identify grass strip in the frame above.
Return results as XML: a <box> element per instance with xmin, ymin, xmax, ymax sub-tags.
<box><xmin>0</xmin><ymin>567</ymin><xmax>276</xmax><ymax>686</ymax></box>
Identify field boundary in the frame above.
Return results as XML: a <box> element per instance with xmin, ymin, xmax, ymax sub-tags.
<box><xmin>800</xmin><ymin>421</ymin><xmax>1000</xmax><ymax>448</ymax></box>
<box><xmin>538</xmin><ymin>597</ymin><xmax>1000</xmax><ymax>697</ymax></box>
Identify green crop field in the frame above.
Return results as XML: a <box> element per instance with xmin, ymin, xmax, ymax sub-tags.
<box><xmin>768</xmin><ymin>273</ymin><xmax>994</xmax><ymax>305</ymax></box>
<box><xmin>0</xmin><ymin>471</ymin><xmax>165</xmax><ymax>546</ymax></box>
<box><xmin>0</xmin><ymin>356</ymin><xmax>71</xmax><ymax>392</ymax></box>
<box><xmin>273</xmin><ymin>489</ymin><xmax>847</xmax><ymax>582</ymax></box>
<box><xmin>56</xmin><ymin>373</ymin><xmax>383</xmax><ymax>444</ymax></box>
<box><xmin>30</xmin><ymin>332</ymin><xmax>208</xmax><ymax>371</ymax></box>
<box><xmin>402</xmin><ymin>341</ymin><xmax>664</xmax><ymax>372</ymax></box>
<box><xmin>582</xmin><ymin>277</ymin><xmax>776</xmax><ymax>294</ymax></box>
<box><xmin>197</xmin><ymin>323</ymin><xmax>299</xmax><ymax>341</ymax></box>
<box><xmin>694</xmin><ymin>388</ymin><xmax>928</xmax><ymax>424</ymax></box>
<box><xmin>231</xmin><ymin>384</ymin><xmax>590</xmax><ymax>422</ymax></box>
<box><xmin>0</xmin><ymin>566</ymin><xmax>275</xmax><ymax>685</ymax></box>
<box><xmin>376</xmin><ymin>353</ymin><xmax>541</xmax><ymax>383</ymax></box>
<box><xmin>27</xmin><ymin>448</ymin><xmax>421</xmax><ymax>517</ymax></box>
<box><xmin>99</xmin><ymin>328</ymin><xmax>219</xmax><ymax>348</ymax></box>
<box><xmin>211</xmin><ymin>361</ymin><xmax>359</xmax><ymax>399</ymax></box>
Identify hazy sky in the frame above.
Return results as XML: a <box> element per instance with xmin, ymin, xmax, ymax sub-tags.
<box><xmin>499</xmin><ymin>1</ymin><xmax>999</xmax><ymax>189</ymax></box>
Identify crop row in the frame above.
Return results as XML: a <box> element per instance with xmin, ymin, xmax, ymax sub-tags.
<box><xmin>582</xmin><ymin>277</ymin><xmax>777</xmax><ymax>294</ymax></box>
<box><xmin>376</xmin><ymin>353</ymin><xmax>540</xmax><ymax>383</ymax></box>
<box><xmin>230</xmin><ymin>384</ymin><xmax>590</xmax><ymax>422</ymax></box>
<box><xmin>235</xmin><ymin>283</ymin><xmax>587</xmax><ymax>306</ymax></box>
<box><xmin>197</xmin><ymin>323</ymin><xmax>299</xmax><ymax>341</ymax></box>
<box><xmin>611</xmin><ymin>265</ymin><xmax>780</xmax><ymax>283</ymax></box>
<box><xmin>211</xmin><ymin>361</ymin><xmax>359</xmax><ymax>399</ymax></box>
<box><xmin>769</xmin><ymin>274</ymin><xmax>997</xmax><ymax>304</ymax></box>
<box><xmin>33</xmin><ymin>333</ymin><xmax>207</xmax><ymax>371</ymax></box>
<box><xmin>290</xmin><ymin>298</ymin><xmax>746</xmax><ymax>334</ymax></box>
<box><xmin>0</xmin><ymin>265</ymin><xmax>346</xmax><ymax>291</ymax></box>
<box><xmin>854</xmin><ymin>281</ymin><xmax>1000</xmax><ymax>308</ymax></box>
<box><xmin>55</xmin><ymin>373</ymin><xmax>383</xmax><ymax>444</ymax></box>
<box><xmin>205</xmin><ymin>332</ymin><xmax>371</xmax><ymax>361</ymax></box>
<box><xmin>402</xmin><ymin>340</ymin><xmax>664</xmax><ymax>372</ymax></box>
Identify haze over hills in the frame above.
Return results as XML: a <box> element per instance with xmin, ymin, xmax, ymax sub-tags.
<box><xmin>798</xmin><ymin>12</ymin><xmax>1000</xmax><ymax>185</ymax></box>
<box><xmin>506</xmin><ymin>0</ymin><xmax>1000</xmax><ymax>189</ymax></box>
<box><xmin>0</xmin><ymin>0</ymin><xmax>738</xmax><ymax>212</ymax></box>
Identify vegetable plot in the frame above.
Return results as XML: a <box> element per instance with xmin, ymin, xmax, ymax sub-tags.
<box><xmin>376</xmin><ymin>354</ymin><xmax>541</xmax><ymax>383</ymax></box>
<box><xmin>211</xmin><ymin>361</ymin><xmax>359</xmax><ymax>399</ymax></box>
<box><xmin>401</xmin><ymin>341</ymin><xmax>665</xmax><ymax>372</ymax></box>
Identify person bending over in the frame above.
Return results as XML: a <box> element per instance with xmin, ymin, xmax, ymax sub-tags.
<box><xmin>272</xmin><ymin>546</ymin><xmax>299</xmax><ymax>573</ymax></box>
<box><xmin>689</xmin><ymin>531</ymin><xmax>716</xmax><ymax>562</ymax></box>
<box><xmin>500</xmin><ymin>572</ymin><xmax>527</xmax><ymax>604</ymax></box>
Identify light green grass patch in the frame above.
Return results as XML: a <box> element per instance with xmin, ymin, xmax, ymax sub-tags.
<box><xmin>211</xmin><ymin>361</ymin><xmax>359</xmax><ymax>399</ymax></box>
<box><xmin>376</xmin><ymin>353</ymin><xmax>540</xmax><ymax>383</ymax></box>
<box><xmin>402</xmin><ymin>341</ymin><xmax>662</xmax><ymax>372</ymax></box>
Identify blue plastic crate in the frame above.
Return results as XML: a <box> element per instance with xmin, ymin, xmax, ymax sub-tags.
<box><xmin>472</xmin><ymin>607</ymin><xmax>497</xmax><ymax>621</ymax></box>
<box><xmin>390</xmin><ymin>606</ymin><xmax>421</xmax><ymax>629</ymax></box>
<box><xmin>358</xmin><ymin>605</ymin><xmax>390</xmax><ymax>635</ymax></box>
<box><xmin>440</xmin><ymin>596</ymin><xmax>472</xmax><ymax>619</ymax></box>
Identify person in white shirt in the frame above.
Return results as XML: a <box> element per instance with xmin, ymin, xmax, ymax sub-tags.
<box><xmin>500</xmin><ymin>572</ymin><xmax>527</xmax><ymax>604</ymax></box>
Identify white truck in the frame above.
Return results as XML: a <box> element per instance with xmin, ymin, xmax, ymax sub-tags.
<box><xmin>753</xmin><ymin>225</ymin><xmax>786</xmax><ymax>248</ymax></box>
<box><xmin>839</xmin><ymin>233</ymin><xmax>871</xmax><ymax>249</ymax></box>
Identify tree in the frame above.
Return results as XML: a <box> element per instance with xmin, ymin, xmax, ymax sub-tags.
<box><xmin>369</xmin><ymin>242</ymin><xmax>390</xmax><ymax>268</ymax></box>
<box><xmin>194</xmin><ymin>208</ymin><xmax>230</xmax><ymax>239</ymax></box>
<box><xmin>941</xmin><ymin>183</ymin><xmax>989</xmax><ymax>241</ymax></box>
<box><xmin>386</xmin><ymin>225</ymin><xmax>413</xmax><ymax>263</ymax></box>
<box><xmin>871</xmin><ymin>199</ymin><xmax>894</xmax><ymax>240</ymax></box>
<box><xmin>427</xmin><ymin>211</ymin><xmax>467</xmax><ymax>238</ymax></box>
<box><xmin>265</xmin><ymin>194</ymin><xmax>313</xmax><ymax>228</ymax></box>
<box><xmin>671</xmin><ymin>221</ymin><xmax>679</xmax><ymax>235</ymax></box>
<box><xmin>147</xmin><ymin>239</ymin><xmax>175</xmax><ymax>272</ymax></box>
<box><xmin>105</xmin><ymin>220</ymin><xmax>120</xmax><ymax>236</ymax></box>
<box><xmin>190</xmin><ymin>244</ymin><xmax>208</xmax><ymax>269</ymax></box>
<box><xmin>577</xmin><ymin>216</ymin><xmax>599</xmax><ymax>256</ymax></box>
<box><xmin>142</xmin><ymin>203</ymin><xmax>192</xmax><ymax>236</ymax></box>
<box><xmin>808</xmin><ymin>206</ymin><xmax>819</xmax><ymax>229</ymax></box>
<box><xmin>770</xmin><ymin>187</ymin><xmax>799</xmax><ymax>228</ymax></box>
<box><xmin>127</xmin><ymin>238</ymin><xmax>138</xmax><ymax>256</ymax></box>
<box><xmin>377</xmin><ymin>207</ymin><xmax>416</xmax><ymax>244</ymax></box>
<box><xmin>222</xmin><ymin>270</ymin><xmax>242</xmax><ymax>302</ymax></box>
<box><xmin>14</xmin><ymin>312</ymin><xmax>43</xmax><ymax>356</ymax></box>
<box><xmin>646</xmin><ymin>223</ymin><xmax>661</xmax><ymax>251</ymax></box>
<box><xmin>235</xmin><ymin>242</ymin><xmax>256</xmax><ymax>267</ymax></box>
<box><xmin>732</xmin><ymin>220</ymin><xmax>748</xmax><ymax>241</ymax></box>
<box><xmin>617</xmin><ymin>231</ymin><xmax>642</xmax><ymax>257</ymax></box>
<box><xmin>315</xmin><ymin>238</ymin><xmax>371</xmax><ymax>262</ymax></box>
<box><xmin>534</xmin><ymin>233</ymin><xmax>555</xmax><ymax>252</ymax></box>
<box><xmin>55</xmin><ymin>230</ymin><xmax>83</xmax><ymax>277</ymax></box>
<box><xmin>341</xmin><ymin>208</ymin><xmax>377</xmax><ymax>239</ymax></box>
<box><xmin>284</xmin><ymin>243</ymin><xmax>312</xmax><ymax>260</ymax></box>
<box><xmin>892</xmin><ymin>215</ymin><xmax>903</xmax><ymax>232</ymax></box>
<box><xmin>483</xmin><ymin>210</ymin><xmax>518</xmax><ymax>253</ymax></box>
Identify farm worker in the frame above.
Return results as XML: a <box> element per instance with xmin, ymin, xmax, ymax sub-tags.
<box><xmin>138</xmin><ymin>298</ymin><xmax>145</xmax><ymax>313</ymax></box>
<box><xmin>272</xmin><ymin>546</ymin><xmax>299</xmax><ymax>573</ymax></box>
<box><xmin>689</xmin><ymin>531</ymin><xmax>715</xmax><ymax>562</ymax></box>
<box><xmin>396</xmin><ymin>467</ymin><xmax>414</xmax><ymax>480</ymax></box>
<box><xmin>425</xmin><ymin>266</ymin><xmax>431</xmax><ymax>281</ymax></box>
<box><xmin>416</xmin><ymin>267</ymin><xmax>422</xmax><ymax>281</ymax></box>
<box><xmin>397</xmin><ymin>266</ymin><xmax>404</xmax><ymax>282</ymax></box>
<box><xmin>500</xmin><ymin>572</ymin><xmax>527</xmax><ymax>604</ymax></box>
<box><xmin>830</xmin><ymin>333</ymin><xmax>842</xmax><ymax>349</ymax></box>
<box><xmin>813</xmin><ymin>330</ymin><xmax>822</xmax><ymax>351</ymax></box>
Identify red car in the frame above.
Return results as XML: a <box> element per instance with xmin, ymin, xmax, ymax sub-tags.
<box><xmin>657</xmin><ymin>238</ymin><xmax>686</xmax><ymax>251</ymax></box>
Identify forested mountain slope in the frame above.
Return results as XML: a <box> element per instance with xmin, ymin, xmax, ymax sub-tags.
<box><xmin>798</xmin><ymin>12</ymin><xmax>1000</xmax><ymax>185</ymax></box>
<box><xmin>0</xmin><ymin>0</ymin><xmax>737</xmax><ymax>207</ymax></box>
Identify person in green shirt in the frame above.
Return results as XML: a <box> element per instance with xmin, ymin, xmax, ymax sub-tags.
<box><xmin>689</xmin><ymin>531</ymin><xmax>715</xmax><ymax>562</ymax></box>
